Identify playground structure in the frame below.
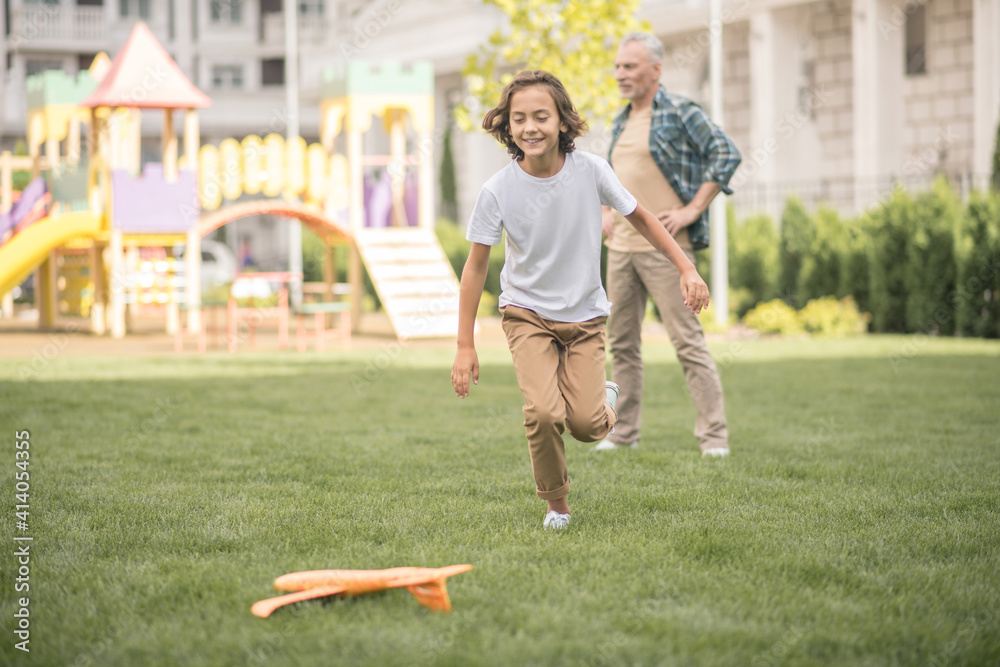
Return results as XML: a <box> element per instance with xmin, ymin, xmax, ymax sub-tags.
<box><xmin>0</xmin><ymin>22</ymin><xmax>461</xmax><ymax>344</ymax></box>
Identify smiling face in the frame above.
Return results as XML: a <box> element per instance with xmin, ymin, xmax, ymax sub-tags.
<box><xmin>615</xmin><ymin>40</ymin><xmax>662</xmax><ymax>108</ymax></box>
<box><xmin>509</xmin><ymin>85</ymin><xmax>568</xmax><ymax>164</ymax></box>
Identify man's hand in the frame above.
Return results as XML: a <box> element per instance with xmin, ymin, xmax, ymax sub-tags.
<box><xmin>658</xmin><ymin>205</ymin><xmax>701</xmax><ymax>237</ymax></box>
<box><xmin>451</xmin><ymin>346</ymin><xmax>480</xmax><ymax>398</ymax></box>
<box><xmin>601</xmin><ymin>207</ymin><xmax>616</xmax><ymax>240</ymax></box>
<box><xmin>679</xmin><ymin>267</ymin><xmax>710</xmax><ymax>315</ymax></box>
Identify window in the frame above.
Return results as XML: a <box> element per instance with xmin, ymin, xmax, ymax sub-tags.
<box><xmin>211</xmin><ymin>65</ymin><xmax>244</xmax><ymax>90</ymax></box>
<box><xmin>261</xmin><ymin>58</ymin><xmax>284</xmax><ymax>86</ymax></box>
<box><xmin>119</xmin><ymin>0</ymin><xmax>150</xmax><ymax>19</ymax></box>
<box><xmin>298</xmin><ymin>0</ymin><xmax>323</xmax><ymax>16</ymax></box>
<box><xmin>905</xmin><ymin>4</ymin><xmax>927</xmax><ymax>76</ymax></box>
<box><xmin>210</xmin><ymin>0</ymin><xmax>242</xmax><ymax>24</ymax></box>
<box><xmin>26</xmin><ymin>60</ymin><xmax>64</xmax><ymax>77</ymax></box>
<box><xmin>76</xmin><ymin>0</ymin><xmax>104</xmax><ymax>6</ymax></box>
<box><xmin>77</xmin><ymin>53</ymin><xmax>98</xmax><ymax>71</ymax></box>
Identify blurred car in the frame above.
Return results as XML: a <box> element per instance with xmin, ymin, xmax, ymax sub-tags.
<box><xmin>172</xmin><ymin>240</ymin><xmax>238</xmax><ymax>290</ymax></box>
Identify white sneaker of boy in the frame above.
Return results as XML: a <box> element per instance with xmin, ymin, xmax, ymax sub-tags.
<box><xmin>605</xmin><ymin>381</ymin><xmax>620</xmax><ymax>410</ymax></box>
<box><xmin>702</xmin><ymin>447</ymin><xmax>730</xmax><ymax>457</ymax></box>
<box><xmin>543</xmin><ymin>510</ymin><xmax>571</xmax><ymax>529</ymax></box>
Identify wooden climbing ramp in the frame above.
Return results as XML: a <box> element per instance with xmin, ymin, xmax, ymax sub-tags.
<box><xmin>354</xmin><ymin>227</ymin><xmax>461</xmax><ymax>339</ymax></box>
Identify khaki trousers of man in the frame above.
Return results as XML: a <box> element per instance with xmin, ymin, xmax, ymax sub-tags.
<box><xmin>606</xmin><ymin>249</ymin><xmax>728</xmax><ymax>451</ymax></box>
<box><xmin>501</xmin><ymin>306</ymin><xmax>618</xmax><ymax>500</ymax></box>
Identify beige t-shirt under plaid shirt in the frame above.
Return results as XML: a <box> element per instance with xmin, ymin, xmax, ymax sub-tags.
<box><xmin>608</xmin><ymin>107</ymin><xmax>692</xmax><ymax>251</ymax></box>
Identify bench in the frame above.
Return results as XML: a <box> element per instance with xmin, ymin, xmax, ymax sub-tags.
<box><xmin>296</xmin><ymin>301</ymin><xmax>351</xmax><ymax>352</ymax></box>
<box><xmin>173</xmin><ymin>300</ymin><xmax>228</xmax><ymax>353</ymax></box>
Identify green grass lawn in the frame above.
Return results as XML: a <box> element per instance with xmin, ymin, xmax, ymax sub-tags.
<box><xmin>1</xmin><ymin>334</ymin><xmax>998</xmax><ymax>666</ymax></box>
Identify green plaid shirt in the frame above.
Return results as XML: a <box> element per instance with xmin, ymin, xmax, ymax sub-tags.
<box><xmin>608</xmin><ymin>86</ymin><xmax>741</xmax><ymax>250</ymax></box>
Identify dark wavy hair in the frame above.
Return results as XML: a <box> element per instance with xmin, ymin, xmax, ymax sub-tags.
<box><xmin>482</xmin><ymin>70</ymin><xmax>588</xmax><ymax>161</ymax></box>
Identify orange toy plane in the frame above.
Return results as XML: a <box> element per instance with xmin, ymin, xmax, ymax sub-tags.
<box><xmin>251</xmin><ymin>564</ymin><xmax>474</xmax><ymax>618</ymax></box>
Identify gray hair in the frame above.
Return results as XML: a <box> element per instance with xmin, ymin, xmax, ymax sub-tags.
<box><xmin>619</xmin><ymin>31</ymin><xmax>665</xmax><ymax>64</ymax></box>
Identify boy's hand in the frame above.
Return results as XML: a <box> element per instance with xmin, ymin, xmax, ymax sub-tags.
<box><xmin>680</xmin><ymin>267</ymin><xmax>710</xmax><ymax>314</ymax></box>
<box><xmin>451</xmin><ymin>346</ymin><xmax>480</xmax><ymax>398</ymax></box>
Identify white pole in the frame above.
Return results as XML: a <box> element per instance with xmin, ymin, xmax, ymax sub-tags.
<box><xmin>709</xmin><ymin>0</ymin><xmax>729</xmax><ymax>327</ymax></box>
<box><xmin>285</xmin><ymin>0</ymin><xmax>303</xmax><ymax>309</ymax></box>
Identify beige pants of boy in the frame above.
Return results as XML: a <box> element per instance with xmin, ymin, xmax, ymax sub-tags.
<box><xmin>606</xmin><ymin>249</ymin><xmax>728</xmax><ymax>451</ymax></box>
<box><xmin>501</xmin><ymin>306</ymin><xmax>618</xmax><ymax>500</ymax></box>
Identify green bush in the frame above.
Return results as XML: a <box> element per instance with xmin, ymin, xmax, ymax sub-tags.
<box><xmin>866</xmin><ymin>187</ymin><xmax>912</xmax><ymax>333</ymax></box>
<box><xmin>697</xmin><ymin>297</ymin><xmax>738</xmax><ymax>334</ymax></box>
<box><xmin>798</xmin><ymin>205</ymin><xmax>849</xmax><ymax>305</ymax></box>
<box><xmin>695</xmin><ymin>246</ymin><xmax>711</xmax><ymax>289</ymax></box>
<box><xmin>727</xmin><ymin>182</ymin><xmax>998</xmax><ymax>338</ymax></box>
<box><xmin>840</xmin><ymin>219</ymin><xmax>871</xmax><ymax>321</ymax></box>
<box><xmin>302</xmin><ymin>229</ymin><xmax>341</xmax><ymax>283</ymax></box>
<box><xmin>743</xmin><ymin>295</ymin><xmax>868</xmax><ymax>338</ymax></box>
<box><xmin>727</xmin><ymin>286</ymin><xmax>756</xmax><ymax>320</ymax></box>
<box><xmin>779</xmin><ymin>196</ymin><xmax>813</xmax><ymax>306</ymax></box>
<box><xmin>12</xmin><ymin>140</ymin><xmax>31</xmax><ymax>191</ymax></box>
<box><xmin>728</xmin><ymin>213</ymin><xmax>779</xmax><ymax>316</ymax></box>
<box><xmin>478</xmin><ymin>292</ymin><xmax>499</xmax><ymax>318</ymax></box>
<box><xmin>694</xmin><ymin>286</ymin><xmax>748</xmax><ymax>334</ymax></box>
<box><xmin>743</xmin><ymin>299</ymin><xmax>804</xmax><ymax>336</ymax></box>
<box><xmin>439</xmin><ymin>121</ymin><xmax>458</xmax><ymax>222</ymax></box>
<box><xmin>799</xmin><ymin>296</ymin><xmax>869</xmax><ymax>337</ymax></box>
<box><xmin>301</xmin><ymin>228</ymin><xmax>379</xmax><ymax>309</ymax></box>
<box><xmin>12</xmin><ymin>170</ymin><xmax>32</xmax><ymax>191</ymax></box>
<box><xmin>903</xmin><ymin>178</ymin><xmax>960</xmax><ymax>335</ymax></box>
<box><xmin>955</xmin><ymin>191</ymin><xmax>1000</xmax><ymax>338</ymax></box>
<box><xmin>992</xmin><ymin>110</ymin><xmax>1000</xmax><ymax>191</ymax></box>
<box><xmin>435</xmin><ymin>218</ymin><xmax>505</xmax><ymax>301</ymax></box>
<box><xmin>435</xmin><ymin>217</ymin><xmax>470</xmax><ymax>282</ymax></box>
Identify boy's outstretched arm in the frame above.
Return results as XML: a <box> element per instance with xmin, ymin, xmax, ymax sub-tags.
<box><xmin>452</xmin><ymin>242</ymin><xmax>491</xmax><ymax>398</ymax></box>
<box><xmin>624</xmin><ymin>204</ymin><xmax>711</xmax><ymax>314</ymax></box>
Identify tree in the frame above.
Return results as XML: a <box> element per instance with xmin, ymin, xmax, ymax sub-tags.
<box><xmin>992</xmin><ymin>108</ymin><xmax>1000</xmax><ymax>191</ymax></box>
<box><xmin>455</xmin><ymin>0</ymin><xmax>649</xmax><ymax>131</ymax></box>
<box><xmin>798</xmin><ymin>205</ymin><xmax>849</xmax><ymax>305</ymax></box>
<box><xmin>439</xmin><ymin>118</ymin><xmax>458</xmax><ymax>222</ymax></box>
<box><xmin>778</xmin><ymin>196</ymin><xmax>813</xmax><ymax>307</ymax></box>
<box><xmin>729</xmin><ymin>213</ymin><xmax>779</xmax><ymax>314</ymax></box>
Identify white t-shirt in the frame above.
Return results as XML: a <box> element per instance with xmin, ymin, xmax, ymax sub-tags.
<box><xmin>466</xmin><ymin>150</ymin><xmax>638</xmax><ymax>322</ymax></box>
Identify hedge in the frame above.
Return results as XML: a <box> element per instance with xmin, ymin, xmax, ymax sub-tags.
<box><xmin>956</xmin><ymin>192</ymin><xmax>1000</xmax><ymax>337</ymax></box>
<box><xmin>722</xmin><ymin>177</ymin><xmax>1000</xmax><ymax>338</ymax></box>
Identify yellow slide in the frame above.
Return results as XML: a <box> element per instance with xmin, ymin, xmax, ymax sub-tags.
<box><xmin>0</xmin><ymin>212</ymin><xmax>104</xmax><ymax>296</ymax></box>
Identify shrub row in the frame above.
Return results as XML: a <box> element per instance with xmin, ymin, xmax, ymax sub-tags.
<box><xmin>743</xmin><ymin>296</ymin><xmax>869</xmax><ymax>337</ymax></box>
<box><xmin>722</xmin><ymin>179</ymin><xmax>1000</xmax><ymax>337</ymax></box>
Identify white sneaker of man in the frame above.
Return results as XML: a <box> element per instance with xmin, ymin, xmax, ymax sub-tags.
<box><xmin>592</xmin><ymin>438</ymin><xmax>638</xmax><ymax>451</ymax></box>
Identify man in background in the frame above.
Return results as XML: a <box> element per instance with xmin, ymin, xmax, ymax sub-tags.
<box><xmin>595</xmin><ymin>31</ymin><xmax>741</xmax><ymax>457</ymax></box>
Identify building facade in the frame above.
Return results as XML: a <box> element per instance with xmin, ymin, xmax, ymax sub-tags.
<box><xmin>2</xmin><ymin>0</ymin><xmax>997</xmax><ymax>232</ymax></box>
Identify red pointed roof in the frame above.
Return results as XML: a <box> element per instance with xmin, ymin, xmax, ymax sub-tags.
<box><xmin>82</xmin><ymin>22</ymin><xmax>211</xmax><ymax>109</ymax></box>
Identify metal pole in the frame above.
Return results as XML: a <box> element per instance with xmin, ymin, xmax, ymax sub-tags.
<box><xmin>285</xmin><ymin>0</ymin><xmax>303</xmax><ymax>309</ymax></box>
<box><xmin>709</xmin><ymin>0</ymin><xmax>729</xmax><ymax>327</ymax></box>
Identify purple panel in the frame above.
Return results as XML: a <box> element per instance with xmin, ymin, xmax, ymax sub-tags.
<box><xmin>363</xmin><ymin>174</ymin><xmax>374</xmax><ymax>227</ymax></box>
<box><xmin>367</xmin><ymin>171</ymin><xmax>392</xmax><ymax>229</ymax></box>
<box><xmin>404</xmin><ymin>173</ymin><xmax>418</xmax><ymax>227</ymax></box>
<box><xmin>111</xmin><ymin>164</ymin><xmax>199</xmax><ymax>233</ymax></box>
<box><xmin>1</xmin><ymin>177</ymin><xmax>47</xmax><ymax>238</ymax></box>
